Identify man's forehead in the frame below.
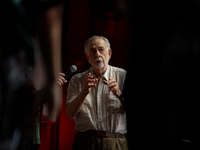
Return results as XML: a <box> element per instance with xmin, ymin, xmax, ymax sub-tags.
<box><xmin>88</xmin><ymin>38</ymin><xmax>108</xmax><ymax>47</ymax></box>
<box><xmin>90</xmin><ymin>46</ymin><xmax>104</xmax><ymax>49</ymax></box>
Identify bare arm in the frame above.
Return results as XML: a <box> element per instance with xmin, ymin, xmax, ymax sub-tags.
<box><xmin>34</xmin><ymin>2</ymin><xmax>64</xmax><ymax>121</ymax></box>
<box><xmin>66</xmin><ymin>90</ymin><xmax>88</xmax><ymax>118</ymax></box>
<box><xmin>66</xmin><ymin>73</ymin><xmax>98</xmax><ymax>118</ymax></box>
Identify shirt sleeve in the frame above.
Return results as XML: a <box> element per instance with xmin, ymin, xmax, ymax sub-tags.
<box><xmin>121</xmin><ymin>70</ymin><xmax>127</xmax><ymax>91</ymax></box>
<box><xmin>66</xmin><ymin>75</ymin><xmax>80</xmax><ymax>106</ymax></box>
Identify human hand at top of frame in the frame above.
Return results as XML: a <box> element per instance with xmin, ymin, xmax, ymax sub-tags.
<box><xmin>57</xmin><ymin>72</ymin><xmax>67</xmax><ymax>85</ymax></box>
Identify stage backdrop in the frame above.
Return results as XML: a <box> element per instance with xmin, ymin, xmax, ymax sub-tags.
<box><xmin>38</xmin><ymin>0</ymin><xmax>129</xmax><ymax>149</ymax></box>
<box><xmin>39</xmin><ymin>84</ymin><xmax>77</xmax><ymax>150</ymax></box>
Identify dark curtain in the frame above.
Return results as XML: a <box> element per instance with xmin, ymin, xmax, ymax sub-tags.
<box><xmin>125</xmin><ymin>0</ymin><xmax>200</xmax><ymax>149</ymax></box>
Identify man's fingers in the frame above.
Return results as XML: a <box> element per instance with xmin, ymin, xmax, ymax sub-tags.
<box><xmin>59</xmin><ymin>76</ymin><xmax>65</xmax><ymax>80</ymax></box>
<box><xmin>59</xmin><ymin>72</ymin><xmax>65</xmax><ymax>76</ymax></box>
<box><xmin>57</xmin><ymin>73</ymin><xmax>67</xmax><ymax>85</ymax></box>
<box><xmin>103</xmin><ymin>80</ymin><xmax>109</xmax><ymax>85</ymax></box>
<box><xmin>87</xmin><ymin>79</ymin><xmax>95</xmax><ymax>83</ymax></box>
<box><xmin>57</xmin><ymin>76</ymin><xmax>67</xmax><ymax>85</ymax></box>
<box><xmin>87</xmin><ymin>73</ymin><xmax>97</xmax><ymax>80</ymax></box>
<box><xmin>108</xmin><ymin>82</ymin><xmax>117</xmax><ymax>88</ymax></box>
<box><xmin>103</xmin><ymin>79</ymin><xmax>115</xmax><ymax>85</ymax></box>
<box><xmin>87</xmin><ymin>73</ymin><xmax>92</xmax><ymax>78</ymax></box>
<box><xmin>62</xmin><ymin>77</ymin><xmax>67</xmax><ymax>83</ymax></box>
<box><xmin>87</xmin><ymin>78</ymin><xmax>98</xmax><ymax>83</ymax></box>
<box><xmin>58</xmin><ymin>79</ymin><xmax>64</xmax><ymax>85</ymax></box>
<box><xmin>84</xmin><ymin>73</ymin><xmax>98</xmax><ymax>90</ymax></box>
<box><xmin>88</xmin><ymin>82</ymin><xmax>96</xmax><ymax>87</ymax></box>
<box><xmin>109</xmin><ymin>77</ymin><xmax>115</xmax><ymax>81</ymax></box>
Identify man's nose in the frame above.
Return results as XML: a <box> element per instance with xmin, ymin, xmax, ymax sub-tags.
<box><xmin>95</xmin><ymin>50</ymin><xmax>101</xmax><ymax>57</ymax></box>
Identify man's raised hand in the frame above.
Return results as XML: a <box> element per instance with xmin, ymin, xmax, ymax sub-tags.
<box><xmin>83</xmin><ymin>73</ymin><xmax>98</xmax><ymax>94</ymax></box>
<box><xmin>103</xmin><ymin>77</ymin><xmax>122</xmax><ymax>98</ymax></box>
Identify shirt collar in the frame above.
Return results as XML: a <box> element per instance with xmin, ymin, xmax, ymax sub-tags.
<box><xmin>103</xmin><ymin>65</ymin><xmax>110</xmax><ymax>81</ymax></box>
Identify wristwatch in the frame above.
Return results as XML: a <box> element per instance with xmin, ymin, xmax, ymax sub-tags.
<box><xmin>118</xmin><ymin>93</ymin><xmax>124</xmax><ymax>99</ymax></box>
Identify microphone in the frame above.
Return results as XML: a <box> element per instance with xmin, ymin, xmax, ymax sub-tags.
<box><xmin>65</xmin><ymin>65</ymin><xmax>77</xmax><ymax>80</ymax></box>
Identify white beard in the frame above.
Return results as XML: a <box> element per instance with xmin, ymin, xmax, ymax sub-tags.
<box><xmin>94</xmin><ymin>56</ymin><xmax>109</xmax><ymax>70</ymax></box>
<box><xmin>95</xmin><ymin>62</ymin><xmax>105</xmax><ymax>69</ymax></box>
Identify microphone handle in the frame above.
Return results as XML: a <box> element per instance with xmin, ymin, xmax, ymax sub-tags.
<box><xmin>65</xmin><ymin>70</ymin><xmax>73</xmax><ymax>80</ymax></box>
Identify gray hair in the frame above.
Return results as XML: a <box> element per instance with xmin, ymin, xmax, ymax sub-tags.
<box><xmin>84</xmin><ymin>35</ymin><xmax>111</xmax><ymax>54</ymax></box>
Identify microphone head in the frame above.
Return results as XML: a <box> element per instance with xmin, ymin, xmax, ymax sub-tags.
<box><xmin>70</xmin><ymin>65</ymin><xmax>77</xmax><ymax>73</ymax></box>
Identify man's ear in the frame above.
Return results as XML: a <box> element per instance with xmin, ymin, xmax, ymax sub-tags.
<box><xmin>108</xmin><ymin>49</ymin><xmax>112</xmax><ymax>60</ymax></box>
<box><xmin>85</xmin><ymin>52</ymin><xmax>90</xmax><ymax>63</ymax></box>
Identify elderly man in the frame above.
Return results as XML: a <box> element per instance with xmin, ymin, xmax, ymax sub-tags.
<box><xmin>66</xmin><ymin>35</ymin><xmax>128</xmax><ymax>150</ymax></box>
